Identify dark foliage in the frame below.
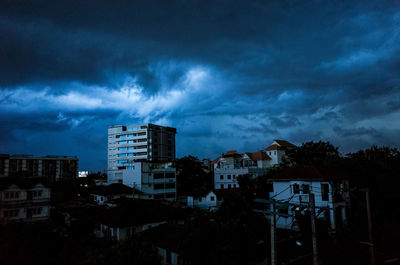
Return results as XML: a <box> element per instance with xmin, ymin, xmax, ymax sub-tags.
<box><xmin>174</xmin><ymin>155</ymin><xmax>213</xmax><ymax>196</ymax></box>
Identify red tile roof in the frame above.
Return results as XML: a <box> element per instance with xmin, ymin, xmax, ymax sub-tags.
<box><xmin>245</xmin><ymin>151</ymin><xmax>271</xmax><ymax>161</ymax></box>
<box><xmin>265</xmin><ymin>140</ymin><xmax>296</xmax><ymax>151</ymax></box>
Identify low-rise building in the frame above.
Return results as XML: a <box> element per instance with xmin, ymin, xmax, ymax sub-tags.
<box><xmin>213</xmin><ymin>150</ymin><xmax>272</xmax><ymax>190</ymax></box>
<box><xmin>108</xmin><ymin>161</ymin><xmax>177</xmax><ymax>200</ymax></box>
<box><xmin>90</xmin><ymin>183</ymin><xmax>142</xmax><ymax>205</ymax></box>
<box><xmin>212</xmin><ymin>140</ymin><xmax>296</xmax><ymax>190</ymax></box>
<box><xmin>95</xmin><ymin>200</ymin><xmax>188</xmax><ymax>241</ymax></box>
<box><xmin>0</xmin><ymin>154</ymin><xmax>78</xmax><ymax>182</ymax></box>
<box><xmin>187</xmin><ymin>190</ymin><xmax>218</xmax><ymax>210</ymax></box>
<box><xmin>268</xmin><ymin>165</ymin><xmax>350</xmax><ymax>231</ymax></box>
<box><xmin>0</xmin><ymin>177</ymin><xmax>51</xmax><ymax>223</ymax></box>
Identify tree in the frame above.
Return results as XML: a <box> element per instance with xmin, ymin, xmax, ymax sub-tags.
<box><xmin>174</xmin><ymin>156</ymin><xmax>213</xmax><ymax>196</ymax></box>
<box><xmin>282</xmin><ymin>141</ymin><xmax>341</xmax><ymax>167</ymax></box>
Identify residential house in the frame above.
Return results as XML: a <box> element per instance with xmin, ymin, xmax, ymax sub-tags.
<box><xmin>90</xmin><ymin>183</ymin><xmax>142</xmax><ymax>205</ymax></box>
<box><xmin>213</xmin><ymin>150</ymin><xmax>271</xmax><ymax>190</ymax></box>
<box><xmin>264</xmin><ymin>139</ymin><xmax>296</xmax><ymax>165</ymax></box>
<box><xmin>95</xmin><ymin>200</ymin><xmax>189</xmax><ymax>241</ymax></box>
<box><xmin>212</xmin><ymin>140</ymin><xmax>296</xmax><ymax>190</ymax></box>
<box><xmin>268</xmin><ymin>165</ymin><xmax>350</xmax><ymax>231</ymax></box>
<box><xmin>0</xmin><ymin>177</ymin><xmax>50</xmax><ymax>223</ymax></box>
<box><xmin>187</xmin><ymin>190</ymin><xmax>217</xmax><ymax>210</ymax></box>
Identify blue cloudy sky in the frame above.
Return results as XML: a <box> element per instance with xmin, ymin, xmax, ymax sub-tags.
<box><xmin>1</xmin><ymin>0</ymin><xmax>400</xmax><ymax>171</ymax></box>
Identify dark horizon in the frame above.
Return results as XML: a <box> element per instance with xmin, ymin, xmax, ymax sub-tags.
<box><xmin>1</xmin><ymin>0</ymin><xmax>400</xmax><ymax>171</ymax></box>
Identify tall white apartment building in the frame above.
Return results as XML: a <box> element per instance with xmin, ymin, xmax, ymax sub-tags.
<box><xmin>107</xmin><ymin>124</ymin><xmax>177</xmax><ymax>200</ymax></box>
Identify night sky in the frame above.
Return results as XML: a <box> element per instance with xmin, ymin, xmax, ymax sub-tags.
<box><xmin>1</xmin><ymin>0</ymin><xmax>400</xmax><ymax>171</ymax></box>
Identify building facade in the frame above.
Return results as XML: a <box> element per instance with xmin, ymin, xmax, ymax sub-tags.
<box><xmin>107</xmin><ymin>124</ymin><xmax>177</xmax><ymax>200</ymax></box>
<box><xmin>0</xmin><ymin>178</ymin><xmax>51</xmax><ymax>224</ymax></box>
<box><xmin>268</xmin><ymin>165</ymin><xmax>350</xmax><ymax>231</ymax></box>
<box><xmin>0</xmin><ymin>154</ymin><xmax>78</xmax><ymax>182</ymax></box>
<box><xmin>212</xmin><ymin>140</ymin><xmax>296</xmax><ymax>190</ymax></box>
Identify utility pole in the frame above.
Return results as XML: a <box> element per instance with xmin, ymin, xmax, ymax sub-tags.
<box><xmin>364</xmin><ymin>189</ymin><xmax>375</xmax><ymax>265</ymax></box>
<box><xmin>270</xmin><ymin>201</ymin><xmax>278</xmax><ymax>265</ymax></box>
<box><xmin>309</xmin><ymin>193</ymin><xmax>319</xmax><ymax>265</ymax></box>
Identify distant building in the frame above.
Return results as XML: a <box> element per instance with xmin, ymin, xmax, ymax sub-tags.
<box><xmin>268</xmin><ymin>165</ymin><xmax>350</xmax><ymax>231</ymax></box>
<box><xmin>0</xmin><ymin>177</ymin><xmax>51</xmax><ymax>223</ymax></box>
<box><xmin>264</xmin><ymin>139</ymin><xmax>296</xmax><ymax>165</ymax></box>
<box><xmin>212</xmin><ymin>140</ymin><xmax>296</xmax><ymax>190</ymax></box>
<box><xmin>95</xmin><ymin>200</ymin><xmax>187</xmax><ymax>241</ymax></box>
<box><xmin>187</xmin><ymin>190</ymin><xmax>218</xmax><ymax>210</ymax></box>
<box><xmin>0</xmin><ymin>154</ymin><xmax>78</xmax><ymax>182</ymax></box>
<box><xmin>107</xmin><ymin>123</ymin><xmax>177</xmax><ymax>200</ymax></box>
<box><xmin>213</xmin><ymin>150</ymin><xmax>272</xmax><ymax>190</ymax></box>
<box><xmin>90</xmin><ymin>183</ymin><xmax>142</xmax><ymax>205</ymax></box>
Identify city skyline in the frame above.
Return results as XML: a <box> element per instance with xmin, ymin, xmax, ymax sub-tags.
<box><xmin>1</xmin><ymin>1</ymin><xmax>400</xmax><ymax>171</ymax></box>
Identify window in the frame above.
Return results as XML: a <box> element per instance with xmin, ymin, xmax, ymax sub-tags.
<box><xmin>274</xmin><ymin>151</ymin><xmax>276</xmax><ymax>155</ymax></box>
<box><xmin>293</xmin><ymin>184</ymin><xmax>300</xmax><ymax>194</ymax></box>
<box><xmin>154</xmin><ymin>184</ymin><xmax>164</xmax><ymax>190</ymax></box>
<box><xmin>228</xmin><ymin>184</ymin><xmax>232</xmax><ymax>189</ymax></box>
<box><xmin>220</xmin><ymin>175</ymin><xmax>224</xmax><ymax>180</ymax></box>
<box><xmin>118</xmin><ymin>160</ymin><xmax>127</xmax><ymax>164</ymax></box>
<box><xmin>199</xmin><ymin>197</ymin><xmax>202</xmax><ymax>202</ymax></box>
<box><xmin>321</xmin><ymin>184</ymin><xmax>329</xmax><ymax>201</ymax></box>
<box><xmin>165</xmin><ymin>183</ymin><xmax>175</xmax><ymax>189</ymax></box>
<box><xmin>119</xmin><ymin>141</ymin><xmax>127</xmax><ymax>144</ymax></box>
<box><xmin>302</xmin><ymin>184</ymin><xmax>310</xmax><ymax>194</ymax></box>
<box><xmin>220</xmin><ymin>184</ymin><xmax>224</xmax><ymax>189</ymax></box>
<box><xmin>154</xmin><ymin>173</ymin><xmax>164</xmax><ymax>179</ymax></box>
<box><xmin>227</xmin><ymin>175</ymin><xmax>231</xmax><ymax>180</ymax></box>
<box><xmin>165</xmin><ymin>173</ymin><xmax>175</xmax><ymax>179</ymax></box>
<box><xmin>210</xmin><ymin>196</ymin><xmax>215</xmax><ymax>201</ymax></box>
<box><xmin>4</xmin><ymin>209</ymin><xmax>19</xmax><ymax>218</ymax></box>
<box><xmin>233</xmin><ymin>184</ymin><xmax>237</xmax><ymax>188</ymax></box>
<box><xmin>118</xmin><ymin>154</ymin><xmax>127</xmax><ymax>157</ymax></box>
<box><xmin>118</xmin><ymin>147</ymin><xmax>127</xmax><ymax>151</ymax></box>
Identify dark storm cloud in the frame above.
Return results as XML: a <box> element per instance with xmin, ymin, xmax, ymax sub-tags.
<box><xmin>1</xmin><ymin>0</ymin><xmax>400</xmax><ymax>170</ymax></box>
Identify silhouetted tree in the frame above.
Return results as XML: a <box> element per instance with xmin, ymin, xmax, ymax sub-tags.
<box><xmin>174</xmin><ymin>155</ymin><xmax>213</xmax><ymax>196</ymax></box>
<box><xmin>282</xmin><ymin>141</ymin><xmax>341</xmax><ymax>167</ymax></box>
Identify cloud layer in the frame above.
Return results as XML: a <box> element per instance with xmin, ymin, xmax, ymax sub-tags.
<box><xmin>1</xmin><ymin>0</ymin><xmax>400</xmax><ymax>171</ymax></box>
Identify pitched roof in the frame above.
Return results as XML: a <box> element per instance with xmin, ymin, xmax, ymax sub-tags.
<box><xmin>91</xmin><ymin>183</ymin><xmax>134</xmax><ymax>196</ymax></box>
<box><xmin>211</xmin><ymin>155</ymin><xmax>221</xmax><ymax>164</ymax></box>
<box><xmin>0</xmin><ymin>177</ymin><xmax>49</xmax><ymax>190</ymax></box>
<box><xmin>97</xmin><ymin>199</ymin><xmax>190</xmax><ymax>227</ymax></box>
<box><xmin>225</xmin><ymin>150</ymin><xmax>237</xmax><ymax>155</ymax></box>
<box><xmin>265</xmin><ymin>139</ymin><xmax>296</xmax><ymax>151</ymax></box>
<box><xmin>245</xmin><ymin>151</ymin><xmax>271</xmax><ymax>161</ymax></box>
